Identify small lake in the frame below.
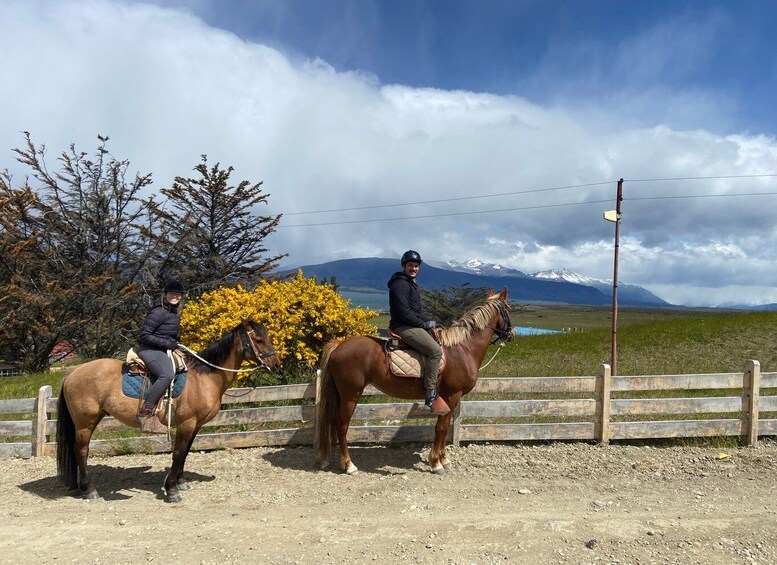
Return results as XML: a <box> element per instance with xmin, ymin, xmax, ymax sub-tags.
<box><xmin>514</xmin><ymin>326</ymin><xmax>564</xmax><ymax>336</ymax></box>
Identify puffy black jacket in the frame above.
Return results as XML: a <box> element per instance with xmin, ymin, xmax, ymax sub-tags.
<box><xmin>387</xmin><ymin>271</ymin><xmax>429</xmax><ymax>330</ymax></box>
<box><xmin>138</xmin><ymin>301</ymin><xmax>180</xmax><ymax>351</ymax></box>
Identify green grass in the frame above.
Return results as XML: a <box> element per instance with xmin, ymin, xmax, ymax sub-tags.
<box><xmin>483</xmin><ymin>308</ymin><xmax>777</xmax><ymax>378</ymax></box>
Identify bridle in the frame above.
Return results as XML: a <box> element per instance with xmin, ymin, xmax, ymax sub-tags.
<box><xmin>239</xmin><ymin>325</ymin><xmax>278</xmax><ymax>372</ymax></box>
<box><xmin>488</xmin><ymin>301</ymin><xmax>514</xmax><ymax>344</ymax></box>
<box><xmin>179</xmin><ymin>324</ymin><xmax>277</xmax><ymax>375</ymax></box>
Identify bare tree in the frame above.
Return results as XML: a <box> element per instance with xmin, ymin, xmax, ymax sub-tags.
<box><xmin>0</xmin><ymin>133</ymin><xmax>157</xmax><ymax>370</ymax></box>
<box><xmin>148</xmin><ymin>156</ymin><xmax>286</xmax><ymax>296</ymax></box>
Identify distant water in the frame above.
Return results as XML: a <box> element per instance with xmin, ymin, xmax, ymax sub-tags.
<box><xmin>514</xmin><ymin>326</ymin><xmax>564</xmax><ymax>336</ymax></box>
<box><xmin>341</xmin><ymin>289</ymin><xmax>389</xmax><ymax>311</ymax></box>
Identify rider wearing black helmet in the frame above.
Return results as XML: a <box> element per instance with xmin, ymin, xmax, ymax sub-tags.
<box><xmin>387</xmin><ymin>250</ymin><xmax>445</xmax><ymax>414</ymax></box>
<box><xmin>135</xmin><ymin>279</ymin><xmax>185</xmax><ymax>426</ymax></box>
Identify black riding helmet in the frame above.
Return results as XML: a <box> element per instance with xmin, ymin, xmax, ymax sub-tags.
<box><xmin>401</xmin><ymin>250</ymin><xmax>422</xmax><ymax>265</ymax></box>
<box><xmin>163</xmin><ymin>279</ymin><xmax>185</xmax><ymax>293</ymax></box>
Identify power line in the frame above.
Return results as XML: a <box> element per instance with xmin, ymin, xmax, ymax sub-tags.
<box><xmin>279</xmin><ymin>198</ymin><xmax>614</xmax><ymax>227</ymax></box>
<box><xmin>279</xmin><ymin>173</ymin><xmax>777</xmax><ymax>218</ymax></box>
<box><xmin>278</xmin><ymin>190</ymin><xmax>777</xmax><ymax>228</ymax></box>
<box><xmin>630</xmin><ymin>191</ymin><xmax>777</xmax><ymax>202</ymax></box>
<box><xmin>626</xmin><ymin>174</ymin><xmax>777</xmax><ymax>183</ymax></box>
<box><xmin>282</xmin><ymin>181</ymin><xmax>615</xmax><ymax>216</ymax></box>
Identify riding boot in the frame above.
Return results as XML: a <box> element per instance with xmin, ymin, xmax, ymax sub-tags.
<box><xmin>423</xmin><ymin>389</ymin><xmax>450</xmax><ymax>416</ymax></box>
<box><xmin>136</xmin><ymin>402</ymin><xmax>167</xmax><ymax>434</ymax></box>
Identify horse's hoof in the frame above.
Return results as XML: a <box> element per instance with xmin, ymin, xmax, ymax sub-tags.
<box><xmin>443</xmin><ymin>462</ymin><xmax>452</xmax><ymax>470</ymax></box>
<box><xmin>177</xmin><ymin>481</ymin><xmax>192</xmax><ymax>491</ymax></box>
<box><xmin>431</xmin><ymin>465</ymin><xmax>448</xmax><ymax>476</ymax></box>
<box><xmin>345</xmin><ymin>463</ymin><xmax>359</xmax><ymax>475</ymax></box>
<box><xmin>82</xmin><ymin>490</ymin><xmax>101</xmax><ymax>500</ymax></box>
<box><xmin>318</xmin><ymin>461</ymin><xmax>330</xmax><ymax>471</ymax></box>
<box><xmin>166</xmin><ymin>493</ymin><xmax>182</xmax><ymax>503</ymax></box>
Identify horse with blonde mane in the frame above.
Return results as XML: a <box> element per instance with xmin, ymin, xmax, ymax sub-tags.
<box><xmin>315</xmin><ymin>288</ymin><xmax>513</xmax><ymax>474</ymax></box>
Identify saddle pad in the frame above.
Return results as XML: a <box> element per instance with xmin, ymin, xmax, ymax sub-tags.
<box><xmin>388</xmin><ymin>348</ymin><xmax>447</xmax><ymax>379</ymax></box>
<box><xmin>121</xmin><ymin>369</ymin><xmax>187</xmax><ymax>399</ymax></box>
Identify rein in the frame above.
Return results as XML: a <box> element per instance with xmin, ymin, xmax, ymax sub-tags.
<box><xmin>179</xmin><ymin>327</ymin><xmax>277</xmax><ymax>374</ymax></box>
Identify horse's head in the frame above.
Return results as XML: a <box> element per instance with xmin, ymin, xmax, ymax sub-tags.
<box><xmin>487</xmin><ymin>287</ymin><xmax>514</xmax><ymax>342</ymax></box>
<box><xmin>240</xmin><ymin>319</ymin><xmax>282</xmax><ymax>373</ymax></box>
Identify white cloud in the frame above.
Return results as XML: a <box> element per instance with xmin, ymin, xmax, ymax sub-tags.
<box><xmin>2</xmin><ymin>0</ymin><xmax>777</xmax><ymax>306</ymax></box>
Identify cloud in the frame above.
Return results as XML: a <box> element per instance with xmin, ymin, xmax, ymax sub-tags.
<box><xmin>1</xmin><ymin>0</ymin><xmax>777</xmax><ymax>306</ymax></box>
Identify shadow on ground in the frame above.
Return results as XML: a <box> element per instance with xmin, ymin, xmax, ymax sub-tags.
<box><xmin>18</xmin><ymin>463</ymin><xmax>216</xmax><ymax>501</ymax></box>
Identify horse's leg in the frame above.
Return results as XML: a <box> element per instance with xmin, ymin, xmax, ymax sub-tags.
<box><xmin>429</xmin><ymin>394</ymin><xmax>460</xmax><ymax>475</ymax></box>
<box><xmin>439</xmin><ymin>394</ymin><xmax>461</xmax><ymax>471</ymax></box>
<box><xmin>74</xmin><ymin>426</ymin><xmax>100</xmax><ymax>499</ymax></box>
<box><xmin>164</xmin><ymin>421</ymin><xmax>198</xmax><ymax>503</ymax></box>
<box><xmin>335</xmin><ymin>397</ymin><xmax>359</xmax><ymax>475</ymax></box>
<box><xmin>174</xmin><ymin>426</ymin><xmax>200</xmax><ymax>492</ymax></box>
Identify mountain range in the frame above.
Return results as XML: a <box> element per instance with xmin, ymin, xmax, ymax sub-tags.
<box><xmin>277</xmin><ymin>257</ymin><xmax>672</xmax><ymax>308</ymax></box>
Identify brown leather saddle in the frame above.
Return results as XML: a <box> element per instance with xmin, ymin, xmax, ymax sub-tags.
<box><xmin>382</xmin><ymin>330</ymin><xmax>447</xmax><ymax>379</ymax></box>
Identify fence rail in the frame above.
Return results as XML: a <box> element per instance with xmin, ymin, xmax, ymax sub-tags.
<box><xmin>1</xmin><ymin>361</ymin><xmax>776</xmax><ymax>458</ymax></box>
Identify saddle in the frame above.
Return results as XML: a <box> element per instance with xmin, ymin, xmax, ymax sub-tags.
<box><xmin>383</xmin><ymin>330</ymin><xmax>447</xmax><ymax>379</ymax></box>
<box><xmin>125</xmin><ymin>347</ymin><xmax>187</xmax><ymax>375</ymax></box>
<box><xmin>122</xmin><ymin>349</ymin><xmax>188</xmax><ymax>433</ymax></box>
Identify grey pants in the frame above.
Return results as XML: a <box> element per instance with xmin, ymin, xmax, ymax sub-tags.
<box><xmin>394</xmin><ymin>326</ymin><xmax>443</xmax><ymax>391</ymax></box>
<box><xmin>137</xmin><ymin>347</ymin><xmax>175</xmax><ymax>409</ymax></box>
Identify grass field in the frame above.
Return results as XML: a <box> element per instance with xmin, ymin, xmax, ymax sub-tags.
<box><xmin>2</xmin><ymin>306</ymin><xmax>776</xmax><ymax>401</ymax></box>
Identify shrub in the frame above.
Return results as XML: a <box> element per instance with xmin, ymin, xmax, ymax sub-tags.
<box><xmin>180</xmin><ymin>271</ymin><xmax>378</xmax><ymax>380</ymax></box>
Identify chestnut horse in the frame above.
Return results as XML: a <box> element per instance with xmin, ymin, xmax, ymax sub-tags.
<box><xmin>315</xmin><ymin>288</ymin><xmax>513</xmax><ymax>474</ymax></box>
<box><xmin>56</xmin><ymin>319</ymin><xmax>280</xmax><ymax>503</ymax></box>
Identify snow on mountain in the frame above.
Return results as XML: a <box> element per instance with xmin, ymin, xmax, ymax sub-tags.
<box><xmin>442</xmin><ymin>259</ymin><xmax>526</xmax><ymax>278</ymax></box>
<box><xmin>530</xmin><ymin>268</ymin><xmax>611</xmax><ymax>287</ymax></box>
<box><xmin>529</xmin><ymin>268</ymin><xmax>671</xmax><ymax>306</ymax></box>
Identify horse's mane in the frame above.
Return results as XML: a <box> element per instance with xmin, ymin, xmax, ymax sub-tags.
<box><xmin>438</xmin><ymin>297</ymin><xmax>504</xmax><ymax>347</ymax></box>
<box><xmin>188</xmin><ymin>323</ymin><xmax>241</xmax><ymax>371</ymax></box>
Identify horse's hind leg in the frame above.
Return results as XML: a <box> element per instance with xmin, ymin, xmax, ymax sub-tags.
<box><xmin>75</xmin><ymin>427</ymin><xmax>100</xmax><ymax>499</ymax></box>
<box><xmin>336</xmin><ymin>397</ymin><xmax>359</xmax><ymax>475</ymax></box>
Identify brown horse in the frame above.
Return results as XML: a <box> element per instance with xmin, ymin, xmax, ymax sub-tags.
<box><xmin>56</xmin><ymin>319</ymin><xmax>281</xmax><ymax>503</ymax></box>
<box><xmin>315</xmin><ymin>288</ymin><xmax>513</xmax><ymax>474</ymax></box>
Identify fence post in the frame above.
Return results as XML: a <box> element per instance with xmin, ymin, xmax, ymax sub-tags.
<box><xmin>32</xmin><ymin>385</ymin><xmax>52</xmax><ymax>457</ymax></box>
<box><xmin>451</xmin><ymin>402</ymin><xmax>462</xmax><ymax>446</ymax></box>
<box><xmin>596</xmin><ymin>364</ymin><xmax>611</xmax><ymax>445</ymax></box>
<box><xmin>313</xmin><ymin>369</ymin><xmax>322</xmax><ymax>452</ymax></box>
<box><xmin>745</xmin><ymin>359</ymin><xmax>761</xmax><ymax>447</ymax></box>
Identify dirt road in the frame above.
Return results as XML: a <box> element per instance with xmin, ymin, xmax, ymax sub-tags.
<box><xmin>1</xmin><ymin>440</ymin><xmax>776</xmax><ymax>564</ymax></box>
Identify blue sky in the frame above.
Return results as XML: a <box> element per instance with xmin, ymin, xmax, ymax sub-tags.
<box><xmin>1</xmin><ymin>0</ymin><xmax>777</xmax><ymax>306</ymax></box>
<box><xmin>172</xmin><ymin>0</ymin><xmax>777</xmax><ymax>134</ymax></box>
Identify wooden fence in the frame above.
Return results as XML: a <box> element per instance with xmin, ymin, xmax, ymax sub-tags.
<box><xmin>1</xmin><ymin>360</ymin><xmax>776</xmax><ymax>459</ymax></box>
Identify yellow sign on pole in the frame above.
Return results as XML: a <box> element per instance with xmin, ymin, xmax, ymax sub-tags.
<box><xmin>603</xmin><ymin>210</ymin><xmax>618</xmax><ymax>222</ymax></box>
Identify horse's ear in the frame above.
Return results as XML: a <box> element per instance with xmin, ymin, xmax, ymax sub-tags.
<box><xmin>499</xmin><ymin>287</ymin><xmax>508</xmax><ymax>301</ymax></box>
<box><xmin>487</xmin><ymin>288</ymin><xmax>495</xmax><ymax>297</ymax></box>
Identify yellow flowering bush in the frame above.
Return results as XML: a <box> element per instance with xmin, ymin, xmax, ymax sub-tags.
<box><xmin>180</xmin><ymin>271</ymin><xmax>377</xmax><ymax>380</ymax></box>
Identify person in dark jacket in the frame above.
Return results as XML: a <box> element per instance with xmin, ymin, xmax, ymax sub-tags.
<box><xmin>136</xmin><ymin>279</ymin><xmax>185</xmax><ymax>421</ymax></box>
<box><xmin>388</xmin><ymin>250</ymin><xmax>445</xmax><ymax>414</ymax></box>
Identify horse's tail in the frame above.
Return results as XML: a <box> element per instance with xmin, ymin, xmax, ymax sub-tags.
<box><xmin>315</xmin><ymin>339</ymin><xmax>342</xmax><ymax>468</ymax></box>
<box><xmin>56</xmin><ymin>389</ymin><xmax>78</xmax><ymax>490</ymax></box>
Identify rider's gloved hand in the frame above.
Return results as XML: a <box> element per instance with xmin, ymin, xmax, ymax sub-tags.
<box><xmin>422</xmin><ymin>320</ymin><xmax>438</xmax><ymax>330</ymax></box>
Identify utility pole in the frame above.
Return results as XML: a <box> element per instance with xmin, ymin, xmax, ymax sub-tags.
<box><xmin>604</xmin><ymin>179</ymin><xmax>623</xmax><ymax>376</ymax></box>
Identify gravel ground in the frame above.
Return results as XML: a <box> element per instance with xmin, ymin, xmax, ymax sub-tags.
<box><xmin>1</xmin><ymin>440</ymin><xmax>776</xmax><ymax>564</ymax></box>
